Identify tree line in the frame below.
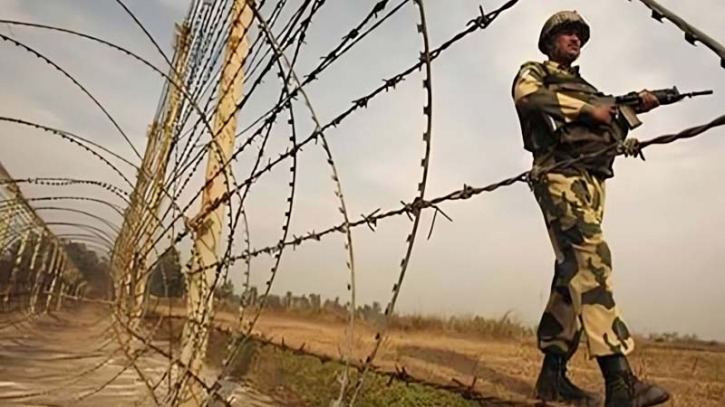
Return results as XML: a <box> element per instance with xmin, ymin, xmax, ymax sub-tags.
<box><xmin>147</xmin><ymin>246</ymin><xmax>384</xmax><ymax>320</ymax></box>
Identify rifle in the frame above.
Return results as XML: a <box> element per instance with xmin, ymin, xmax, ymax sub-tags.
<box><xmin>599</xmin><ymin>87</ymin><xmax>713</xmax><ymax>129</ymax></box>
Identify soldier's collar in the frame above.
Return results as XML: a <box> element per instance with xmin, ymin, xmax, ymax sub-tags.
<box><xmin>544</xmin><ymin>60</ymin><xmax>580</xmax><ymax>75</ymax></box>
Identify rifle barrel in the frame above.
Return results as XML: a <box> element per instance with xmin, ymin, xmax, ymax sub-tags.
<box><xmin>688</xmin><ymin>90</ymin><xmax>714</xmax><ymax>97</ymax></box>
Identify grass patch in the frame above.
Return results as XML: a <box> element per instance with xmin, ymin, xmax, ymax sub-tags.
<box><xmin>245</xmin><ymin>343</ymin><xmax>483</xmax><ymax>407</ymax></box>
<box><xmin>388</xmin><ymin>312</ymin><xmax>534</xmax><ymax>341</ymax></box>
<box><xmin>145</xmin><ymin>315</ymin><xmax>484</xmax><ymax>407</ymax></box>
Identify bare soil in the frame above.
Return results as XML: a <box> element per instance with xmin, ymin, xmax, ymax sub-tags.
<box><xmin>210</xmin><ymin>309</ymin><xmax>725</xmax><ymax>407</ymax></box>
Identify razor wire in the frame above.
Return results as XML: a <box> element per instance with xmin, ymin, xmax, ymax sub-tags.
<box><xmin>0</xmin><ymin>161</ymin><xmax>83</xmax><ymax>315</ymax></box>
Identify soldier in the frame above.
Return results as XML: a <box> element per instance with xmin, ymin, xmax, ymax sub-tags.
<box><xmin>512</xmin><ymin>11</ymin><xmax>671</xmax><ymax>407</ymax></box>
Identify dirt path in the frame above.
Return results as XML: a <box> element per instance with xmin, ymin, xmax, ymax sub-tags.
<box><xmin>0</xmin><ymin>304</ymin><xmax>279</xmax><ymax>407</ymax></box>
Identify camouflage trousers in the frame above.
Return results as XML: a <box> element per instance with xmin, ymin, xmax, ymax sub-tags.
<box><xmin>532</xmin><ymin>171</ymin><xmax>635</xmax><ymax>358</ymax></box>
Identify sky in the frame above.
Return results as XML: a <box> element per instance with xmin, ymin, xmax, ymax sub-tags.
<box><xmin>1</xmin><ymin>0</ymin><xmax>724</xmax><ymax>341</ymax></box>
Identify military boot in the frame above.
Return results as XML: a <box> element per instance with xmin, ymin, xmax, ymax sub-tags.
<box><xmin>597</xmin><ymin>355</ymin><xmax>670</xmax><ymax>407</ymax></box>
<box><xmin>535</xmin><ymin>353</ymin><xmax>602</xmax><ymax>407</ymax></box>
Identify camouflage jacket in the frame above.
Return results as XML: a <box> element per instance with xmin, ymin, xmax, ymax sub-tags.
<box><xmin>512</xmin><ymin>60</ymin><xmax>628</xmax><ymax>179</ymax></box>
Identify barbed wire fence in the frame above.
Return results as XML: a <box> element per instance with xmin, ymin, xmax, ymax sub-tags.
<box><xmin>0</xmin><ymin>161</ymin><xmax>83</xmax><ymax>317</ymax></box>
<box><xmin>0</xmin><ymin>0</ymin><xmax>723</xmax><ymax>406</ymax></box>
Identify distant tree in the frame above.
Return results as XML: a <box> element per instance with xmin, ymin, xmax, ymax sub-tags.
<box><xmin>214</xmin><ymin>279</ymin><xmax>236</xmax><ymax>302</ymax></box>
<box><xmin>358</xmin><ymin>304</ymin><xmax>372</xmax><ymax>319</ymax></box>
<box><xmin>64</xmin><ymin>241</ymin><xmax>112</xmax><ymax>299</ymax></box>
<box><xmin>323</xmin><ymin>296</ymin><xmax>345</xmax><ymax>314</ymax></box>
<box><xmin>296</xmin><ymin>294</ymin><xmax>311</xmax><ymax>310</ymax></box>
<box><xmin>309</xmin><ymin>293</ymin><xmax>321</xmax><ymax>312</ymax></box>
<box><xmin>371</xmin><ymin>301</ymin><xmax>382</xmax><ymax>315</ymax></box>
<box><xmin>148</xmin><ymin>246</ymin><xmax>184</xmax><ymax>298</ymax></box>
<box><xmin>266</xmin><ymin>294</ymin><xmax>282</xmax><ymax>309</ymax></box>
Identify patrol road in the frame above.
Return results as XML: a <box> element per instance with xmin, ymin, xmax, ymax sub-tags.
<box><xmin>0</xmin><ymin>303</ymin><xmax>280</xmax><ymax>407</ymax></box>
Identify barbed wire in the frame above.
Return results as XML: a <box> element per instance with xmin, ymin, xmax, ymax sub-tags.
<box><xmin>347</xmin><ymin>1</ymin><xmax>433</xmax><ymax>404</ymax></box>
<box><xmin>629</xmin><ymin>0</ymin><xmax>725</xmax><ymax>68</ymax></box>
<box><xmin>0</xmin><ymin>33</ymin><xmax>141</xmax><ymax>161</ymax></box>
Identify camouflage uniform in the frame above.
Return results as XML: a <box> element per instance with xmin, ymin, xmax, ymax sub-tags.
<box><xmin>513</xmin><ymin>60</ymin><xmax>635</xmax><ymax>358</ymax></box>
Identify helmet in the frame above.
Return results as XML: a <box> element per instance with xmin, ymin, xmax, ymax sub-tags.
<box><xmin>538</xmin><ymin>11</ymin><xmax>590</xmax><ymax>55</ymax></box>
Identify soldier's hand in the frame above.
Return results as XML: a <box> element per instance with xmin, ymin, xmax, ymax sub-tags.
<box><xmin>590</xmin><ymin>104</ymin><xmax>616</xmax><ymax>125</ymax></box>
<box><xmin>637</xmin><ymin>90</ymin><xmax>660</xmax><ymax>113</ymax></box>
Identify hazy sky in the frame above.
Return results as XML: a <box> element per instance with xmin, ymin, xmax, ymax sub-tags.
<box><xmin>1</xmin><ymin>0</ymin><xmax>724</xmax><ymax>341</ymax></box>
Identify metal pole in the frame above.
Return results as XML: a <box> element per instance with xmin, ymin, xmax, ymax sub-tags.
<box><xmin>25</xmin><ymin>230</ymin><xmax>45</xmax><ymax>308</ymax></box>
<box><xmin>30</xmin><ymin>240</ymin><xmax>55</xmax><ymax>313</ymax></box>
<box><xmin>45</xmin><ymin>253</ymin><xmax>64</xmax><ymax>313</ymax></box>
<box><xmin>55</xmin><ymin>281</ymin><xmax>66</xmax><ymax>311</ymax></box>
<box><xmin>175</xmin><ymin>1</ymin><xmax>252</xmax><ymax>404</ymax></box>
<box><xmin>131</xmin><ymin>22</ymin><xmax>192</xmax><ymax>322</ymax></box>
<box><xmin>0</xmin><ymin>203</ymin><xmax>16</xmax><ymax>255</ymax></box>
<box><xmin>112</xmin><ymin>117</ymin><xmax>160</xmax><ymax>316</ymax></box>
